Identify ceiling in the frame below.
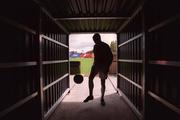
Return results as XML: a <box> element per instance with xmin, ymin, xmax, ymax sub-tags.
<box><xmin>39</xmin><ymin>0</ymin><xmax>143</xmax><ymax>33</ymax></box>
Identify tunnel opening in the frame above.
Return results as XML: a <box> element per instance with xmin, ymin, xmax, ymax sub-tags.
<box><xmin>68</xmin><ymin>33</ymin><xmax>117</xmax><ymax>97</ymax></box>
<box><xmin>68</xmin><ymin>32</ymin><xmax>118</xmax><ymax>101</ymax></box>
<box><xmin>69</xmin><ymin>33</ymin><xmax>117</xmax><ymax>75</ymax></box>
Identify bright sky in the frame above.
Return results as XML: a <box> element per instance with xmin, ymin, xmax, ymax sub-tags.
<box><xmin>69</xmin><ymin>33</ymin><xmax>117</xmax><ymax>53</ymax></box>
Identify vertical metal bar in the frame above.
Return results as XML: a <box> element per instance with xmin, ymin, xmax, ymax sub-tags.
<box><xmin>38</xmin><ymin>35</ymin><xmax>44</xmax><ymax>120</ymax></box>
<box><xmin>57</xmin><ymin>63</ymin><xmax>59</xmax><ymax>100</ymax></box>
<box><xmin>51</xmin><ymin>63</ymin><xmax>54</xmax><ymax>106</ymax></box>
<box><xmin>55</xmin><ymin>35</ymin><xmax>57</xmax><ymax>102</ymax></box>
<box><xmin>47</xmin><ymin>34</ymin><xmax>50</xmax><ymax>109</ymax></box>
<box><xmin>67</xmin><ymin>34</ymin><xmax>70</xmax><ymax>89</ymax></box>
<box><xmin>44</xmin><ymin>65</ymin><xmax>47</xmax><ymax>112</ymax></box>
<box><xmin>115</xmin><ymin>33</ymin><xmax>119</xmax><ymax>89</ymax></box>
<box><xmin>130</xmin><ymin>24</ymin><xmax>134</xmax><ymax>107</ymax></box>
<box><xmin>50</xmin><ymin>65</ymin><xmax>53</xmax><ymax>108</ymax></box>
<box><xmin>55</xmin><ymin>41</ymin><xmax>57</xmax><ymax>102</ymax></box>
<box><xmin>47</xmin><ymin>40</ymin><xmax>50</xmax><ymax>112</ymax></box>
<box><xmin>52</xmin><ymin>34</ymin><xmax>55</xmax><ymax>105</ymax></box>
<box><xmin>53</xmin><ymin>64</ymin><xmax>55</xmax><ymax>104</ymax></box>
<box><xmin>142</xmin><ymin>8</ymin><xmax>148</xmax><ymax>119</ymax></box>
<box><xmin>117</xmin><ymin>33</ymin><xmax>119</xmax><ymax>89</ymax></box>
<box><xmin>37</xmin><ymin>8</ymin><xmax>45</xmax><ymax>120</ymax></box>
<box><xmin>57</xmin><ymin>34</ymin><xmax>60</xmax><ymax>99</ymax></box>
<box><xmin>50</xmin><ymin>40</ymin><xmax>53</xmax><ymax>107</ymax></box>
<box><xmin>59</xmin><ymin>34</ymin><xmax>62</xmax><ymax>97</ymax></box>
<box><xmin>56</xmin><ymin>63</ymin><xmax>58</xmax><ymax>102</ymax></box>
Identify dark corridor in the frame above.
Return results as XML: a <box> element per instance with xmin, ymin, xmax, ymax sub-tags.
<box><xmin>0</xmin><ymin>0</ymin><xmax>180</xmax><ymax>120</ymax></box>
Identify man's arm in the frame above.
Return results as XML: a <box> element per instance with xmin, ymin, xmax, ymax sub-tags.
<box><xmin>93</xmin><ymin>45</ymin><xmax>101</xmax><ymax>65</ymax></box>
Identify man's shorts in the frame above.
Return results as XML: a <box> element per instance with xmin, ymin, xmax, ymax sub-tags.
<box><xmin>90</xmin><ymin>65</ymin><xmax>109</xmax><ymax>79</ymax></box>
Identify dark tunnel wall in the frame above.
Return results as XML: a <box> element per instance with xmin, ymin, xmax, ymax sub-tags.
<box><xmin>0</xmin><ymin>0</ymin><xmax>69</xmax><ymax>120</ymax></box>
<box><xmin>145</xmin><ymin>0</ymin><xmax>180</xmax><ymax>119</ymax></box>
<box><xmin>117</xmin><ymin>6</ymin><xmax>144</xmax><ymax>119</ymax></box>
<box><xmin>117</xmin><ymin>0</ymin><xmax>180</xmax><ymax>120</ymax></box>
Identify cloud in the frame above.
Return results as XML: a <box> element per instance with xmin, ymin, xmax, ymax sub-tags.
<box><xmin>69</xmin><ymin>33</ymin><xmax>116</xmax><ymax>53</ymax></box>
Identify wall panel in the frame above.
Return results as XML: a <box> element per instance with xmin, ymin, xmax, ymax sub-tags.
<box><xmin>145</xmin><ymin>0</ymin><xmax>180</xmax><ymax>119</ymax></box>
<box><xmin>117</xmin><ymin>9</ymin><xmax>144</xmax><ymax>119</ymax></box>
<box><xmin>0</xmin><ymin>0</ymin><xmax>69</xmax><ymax>120</ymax></box>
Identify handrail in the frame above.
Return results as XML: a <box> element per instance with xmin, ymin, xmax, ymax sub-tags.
<box><xmin>118</xmin><ymin>33</ymin><xmax>143</xmax><ymax>48</ymax></box>
<box><xmin>43</xmin><ymin>73</ymin><xmax>69</xmax><ymax>91</ymax></box>
<box><xmin>0</xmin><ymin>62</ymin><xmax>37</xmax><ymax>68</ymax></box>
<box><xmin>149</xmin><ymin>60</ymin><xmax>180</xmax><ymax>67</ymax></box>
<box><xmin>117</xmin><ymin>89</ymin><xmax>143</xmax><ymax>120</ymax></box>
<box><xmin>40</xmin><ymin>34</ymin><xmax>68</xmax><ymax>48</ymax></box>
<box><xmin>118</xmin><ymin>73</ymin><xmax>143</xmax><ymax>90</ymax></box>
<box><xmin>118</xmin><ymin>59</ymin><xmax>143</xmax><ymax>63</ymax></box>
<box><xmin>148</xmin><ymin>15</ymin><xmax>180</xmax><ymax>32</ymax></box>
<box><xmin>148</xmin><ymin>91</ymin><xmax>180</xmax><ymax>115</ymax></box>
<box><xmin>44</xmin><ymin>88</ymin><xmax>70</xmax><ymax>120</ymax></box>
<box><xmin>0</xmin><ymin>92</ymin><xmax>38</xmax><ymax>118</ymax></box>
<box><xmin>42</xmin><ymin>60</ymin><xmax>68</xmax><ymax>65</ymax></box>
<box><xmin>117</xmin><ymin>6</ymin><xmax>143</xmax><ymax>33</ymax></box>
<box><xmin>33</xmin><ymin>0</ymin><xmax>69</xmax><ymax>34</ymax></box>
<box><xmin>0</xmin><ymin>16</ymin><xmax>36</xmax><ymax>35</ymax></box>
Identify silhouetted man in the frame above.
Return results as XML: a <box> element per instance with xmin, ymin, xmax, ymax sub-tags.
<box><xmin>83</xmin><ymin>33</ymin><xmax>113</xmax><ymax>106</ymax></box>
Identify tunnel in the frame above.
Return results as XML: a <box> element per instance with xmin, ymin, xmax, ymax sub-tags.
<box><xmin>0</xmin><ymin>0</ymin><xmax>180</xmax><ymax>120</ymax></box>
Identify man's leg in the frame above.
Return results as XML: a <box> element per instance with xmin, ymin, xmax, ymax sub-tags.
<box><xmin>101</xmin><ymin>78</ymin><xmax>106</xmax><ymax>106</ymax></box>
<box><xmin>83</xmin><ymin>66</ymin><xmax>97</xmax><ymax>102</ymax></box>
<box><xmin>101</xmin><ymin>79</ymin><xmax>106</xmax><ymax>99</ymax></box>
<box><xmin>100</xmin><ymin>66</ymin><xmax>109</xmax><ymax>106</ymax></box>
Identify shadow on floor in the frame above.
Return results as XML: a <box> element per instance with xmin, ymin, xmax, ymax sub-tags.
<box><xmin>48</xmin><ymin>93</ymin><xmax>138</xmax><ymax>120</ymax></box>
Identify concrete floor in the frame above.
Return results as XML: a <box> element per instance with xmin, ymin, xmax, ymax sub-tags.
<box><xmin>48</xmin><ymin>75</ymin><xmax>138</xmax><ymax>120</ymax></box>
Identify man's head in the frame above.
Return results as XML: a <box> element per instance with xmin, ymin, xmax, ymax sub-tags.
<box><xmin>93</xmin><ymin>33</ymin><xmax>101</xmax><ymax>44</ymax></box>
